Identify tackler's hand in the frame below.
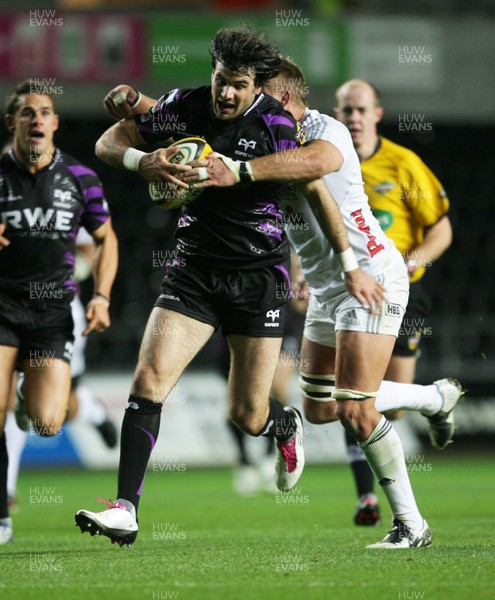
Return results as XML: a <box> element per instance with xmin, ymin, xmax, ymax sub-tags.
<box><xmin>181</xmin><ymin>153</ymin><xmax>245</xmax><ymax>188</ymax></box>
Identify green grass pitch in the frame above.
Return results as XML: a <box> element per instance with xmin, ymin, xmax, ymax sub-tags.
<box><xmin>1</xmin><ymin>456</ymin><xmax>493</xmax><ymax>600</ymax></box>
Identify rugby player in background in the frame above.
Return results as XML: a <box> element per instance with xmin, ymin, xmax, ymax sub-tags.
<box><xmin>0</xmin><ymin>80</ymin><xmax>118</xmax><ymax>544</ymax></box>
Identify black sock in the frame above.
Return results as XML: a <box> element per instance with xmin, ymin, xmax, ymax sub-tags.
<box><xmin>227</xmin><ymin>420</ymin><xmax>250</xmax><ymax>465</ymax></box>
<box><xmin>257</xmin><ymin>398</ymin><xmax>296</xmax><ymax>442</ymax></box>
<box><xmin>0</xmin><ymin>434</ymin><xmax>8</xmax><ymax>519</ymax></box>
<box><xmin>117</xmin><ymin>395</ymin><xmax>162</xmax><ymax>513</ymax></box>
<box><xmin>345</xmin><ymin>429</ymin><xmax>375</xmax><ymax>497</ymax></box>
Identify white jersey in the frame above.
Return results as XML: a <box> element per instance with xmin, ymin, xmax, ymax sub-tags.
<box><xmin>279</xmin><ymin>108</ymin><xmax>398</xmax><ymax>298</ymax></box>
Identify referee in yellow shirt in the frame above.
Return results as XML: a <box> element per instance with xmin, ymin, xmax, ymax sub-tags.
<box><xmin>334</xmin><ymin>79</ymin><xmax>453</xmax><ymax>526</ymax></box>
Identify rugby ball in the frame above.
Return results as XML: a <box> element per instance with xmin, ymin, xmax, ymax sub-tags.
<box><xmin>149</xmin><ymin>137</ymin><xmax>213</xmax><ymax>209</ymax></box>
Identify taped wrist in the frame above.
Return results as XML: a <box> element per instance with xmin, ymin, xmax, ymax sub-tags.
<box><xmin>214</xmin><ymin>153</ymin><xmax>241</xmax><ymax>183</ymax></box>
<box><xmin>123</xmin><ymin>147</ymin><xmax>145</xmax><ymax>172</ymax></box>
<box><xmin>337</xmin><ymin>247</ymin><xmax>359</xmax><ymax>273</ymax></box>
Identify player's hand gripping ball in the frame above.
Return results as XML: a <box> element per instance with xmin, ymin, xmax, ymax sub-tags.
<box><xmin>149</xmin><ymin>137</ymin><xmax>213</xmax><ymax>209</ymax></box>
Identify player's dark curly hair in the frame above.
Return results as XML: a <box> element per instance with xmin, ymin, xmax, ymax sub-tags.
<box><xmin>5</xmin><ymin>79</ymin><xmax>55</xmax><ymax>115</ymax></box>
<box><xmin>210</xmin><ymin>27</ymin><xmax>281</xmax><ymax>87</ymax></box>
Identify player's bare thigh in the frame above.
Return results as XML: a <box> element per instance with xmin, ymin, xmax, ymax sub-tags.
<box><xmin>0</xmin><ymin>345</ymin><xmax>18</xmax><ymax>432</ymax></box>
<box><xmin>226</xmin><ymin>335</ymin><xmax>282</xmax><ymax>435</ymax></box>
<box><xmin>132</xmin><ymin>307</ymin><xmax>215</xmax><ymax>402</ymax></box>
<box><xmin>300</xmin><ymin>335</ymin><xmax>339</xmax><ymax>424</ymax></box>
<box><xmin>22</xmin><ymin>358</ymin><xmax>71</xmax><ymax>436</ymax></box>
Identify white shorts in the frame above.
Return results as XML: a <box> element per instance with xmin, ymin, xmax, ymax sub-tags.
<box><xmin>303</xmin><ymin>256</ymin><xmax>409</xmax><ymax>348</ymax></box>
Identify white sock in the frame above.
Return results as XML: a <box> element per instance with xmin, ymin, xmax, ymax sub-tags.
<box><xmin>75</xmin><ymin>385</ymin><xmax>107</xmax><ymax>426</ymax></box>
<box><xmin>5</xmin><ymin>412</ymin><xmax>28</xmax><ymax>498</ymax></box>
<box><xmin>359</xmin><ymin>416</ymin><xmax>424</xmax><ymax>531</ymax></box>
<box><xmin>376</xmin><ymin>381</ymin><xmax>442</xmax><ymax>416</ymax></box>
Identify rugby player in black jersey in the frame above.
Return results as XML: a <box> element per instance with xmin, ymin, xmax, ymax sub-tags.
<box><xmin>75</xmin><ymin>27</ymin><xmax>306</xmax><ymax>546</ymax></box>
<box><xmin>0</xmin><ymin>81</ymin><xmax>118</xmax><ymax>544</ymax></box>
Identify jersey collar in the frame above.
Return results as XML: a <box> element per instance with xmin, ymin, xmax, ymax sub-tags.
<box><xmin>9</xmin><ymin>146</ymin><xmax>61</xmax><ymax>173</ymax></box>
<box><xmin>244</xmin><ymin>92</ymin><xmax>265</xmax><ymax>117</ymax></box>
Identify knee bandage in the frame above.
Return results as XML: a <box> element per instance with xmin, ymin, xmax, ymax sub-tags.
<box><xmin>332</xmin><ymin>388</ymin><xmax>378</xmax><ymax>401</ymax></box>
<box><xmin>299</xmin><ymin>372</ymin><xmax>335</xmax><ymax>402</ymax></box>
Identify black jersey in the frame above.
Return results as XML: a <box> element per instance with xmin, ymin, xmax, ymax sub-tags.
<box><xmin>0</xmin><ymin>149</ymin><xmax>110</xmax><ymax>303</ymax></box>
<box><xmin>137</xmin><ymin>87</ymin><xmax>302</xmax><ymax>269</ymax></box>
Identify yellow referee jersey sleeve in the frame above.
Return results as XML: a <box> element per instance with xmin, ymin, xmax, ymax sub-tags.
<box><xmin>361</xmin><ymin>137</ymin><xmax>449</xmax><ymax>282</ymax></box>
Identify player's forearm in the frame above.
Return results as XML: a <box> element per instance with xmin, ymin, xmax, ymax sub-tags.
<box><xmin>409</xmin><ymin>216</ymin><xmax>453</xmax><ymax>268</ymax></box>
<box><xmin>301</xmin><ymin>179</ymin><xmax>350</xmax><ymax>253</ymax></box>
<box><xmin>249</xmin><ymin>140</ymin><xmax>342</xmax><ymax>183</ymax></box>
<box><xmin>92</xmin><ymin>225</ymin><xmax>118</xmax><ymax>300</ymax></box>
<box><xmin>95</xmin><ymin>119</ymin><xmax>144</xmax><ymax>169</ymax></box>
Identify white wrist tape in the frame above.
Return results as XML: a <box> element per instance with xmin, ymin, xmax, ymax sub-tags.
<box><xmin>112</xmin><ymin>91</ymin><xmax>128</xmax><ymax>106</ymax></box>
<box><xmin>337</xmin><ymin>247</ymin><xmax>359</xmax><ymax>272</ymax></box>
<box><xmin>214</xmin><ymin>153</ymin><xmax>241</xmax><ymax>183</ymax></box>
<box><xmin>123</xmin><ymin>148</ymin><xmax>146</xmax><ymax>172</ymax></box>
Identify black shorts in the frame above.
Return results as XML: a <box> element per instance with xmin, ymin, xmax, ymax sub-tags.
<box><xmin>154</xmin><ymin>260</ymin><xmax>291</xmax><ymax>337</ymax></box>
<box><xmin>0</xmin><ymin>290</ymin><xmax>74</xmax><ymax>364</ymax></box>
<box><xmin>394</xmin><ymin>280</ymin><xmax>433</xmax><ymax>358</ymax></box>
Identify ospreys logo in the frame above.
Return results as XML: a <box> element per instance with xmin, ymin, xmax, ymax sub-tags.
<box><xmin>63</xmin><ymin>341</ymin><xmax>73</xmax><ymax>361</ymax></box>
<box><xmin>235</xmin><ymin>138</ymin><xmax>257</xmax><ymax>159</ymax></box>
<box><xmin>54</xmin><ymin>189</ymin><xmax>72</xmax><ymax>203</ymax></box>
<box><xmin>265</xmin><ymin>309</ymin><xmax>281</xmax><ymax>328</ymax></box>
<box><xmin>238</xmin><ymin>138</ymin><xmax>256</xmax><ymax>151</ymax></box>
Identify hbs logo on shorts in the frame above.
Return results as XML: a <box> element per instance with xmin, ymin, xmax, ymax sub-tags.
<box><xmin>385</xmin><ymin>303</ymin><xmax>402</xmax><ymax>318</ymax></box>
<box><xmin>264</xmin><ymin>309</ymin><xmax>280</xmax><ymax>328</ymax></box>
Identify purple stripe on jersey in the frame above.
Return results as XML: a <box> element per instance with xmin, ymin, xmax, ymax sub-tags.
<box><xmin>259</xmin><ymin>222</ymin><xmax>283</xmax><ymax>241</ymax></box>
<box><xmin>83</xmin><ymin>186</ymin><xmax>104</xmax><ymax>201</ymax></box>
<box><xmin>135</xmin><ymin>425</ymin><xmax>157</xmax><ymax>496</ymax></box>
<box><xmin>67</xmin><ymin>165</ymin><xmax>96</xmax><ymax>178</ymax></box>
<box><xmin>275</xmin><ymin>140</ymin><xmax>298</xmax><ymax>152</ymax></box>
<box><xmin>84</xmin><ymin>203</ymin><xmax>109</xmax><ymax>222</ymax></box>
<box><xmin>90</xmin><ymin>215</ymin><xmax>109</xmax><ymax>224</ymax></box>
<box><xmin>64</xmin><ymin>251</ymin><xmax>75</xmax><ymax>267</ymax></box>
<box><xmin>274</xmin><ymin>264</ymin><xmax>292</xmax><ymax>296</ymax></box>
<box><xmin>263</xmin><ymin>114</ymin><xmax>295</xmax><ymax>129</ymax></box>
<box><xmin>256</xmin><ymin>201</ymin><xmax>282</xmax><ymax>219</ymax></box>
<box><xmin>64</xmin><ymin>279</ymin><xmax>78</xmax><ymax>294</ymax></box>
